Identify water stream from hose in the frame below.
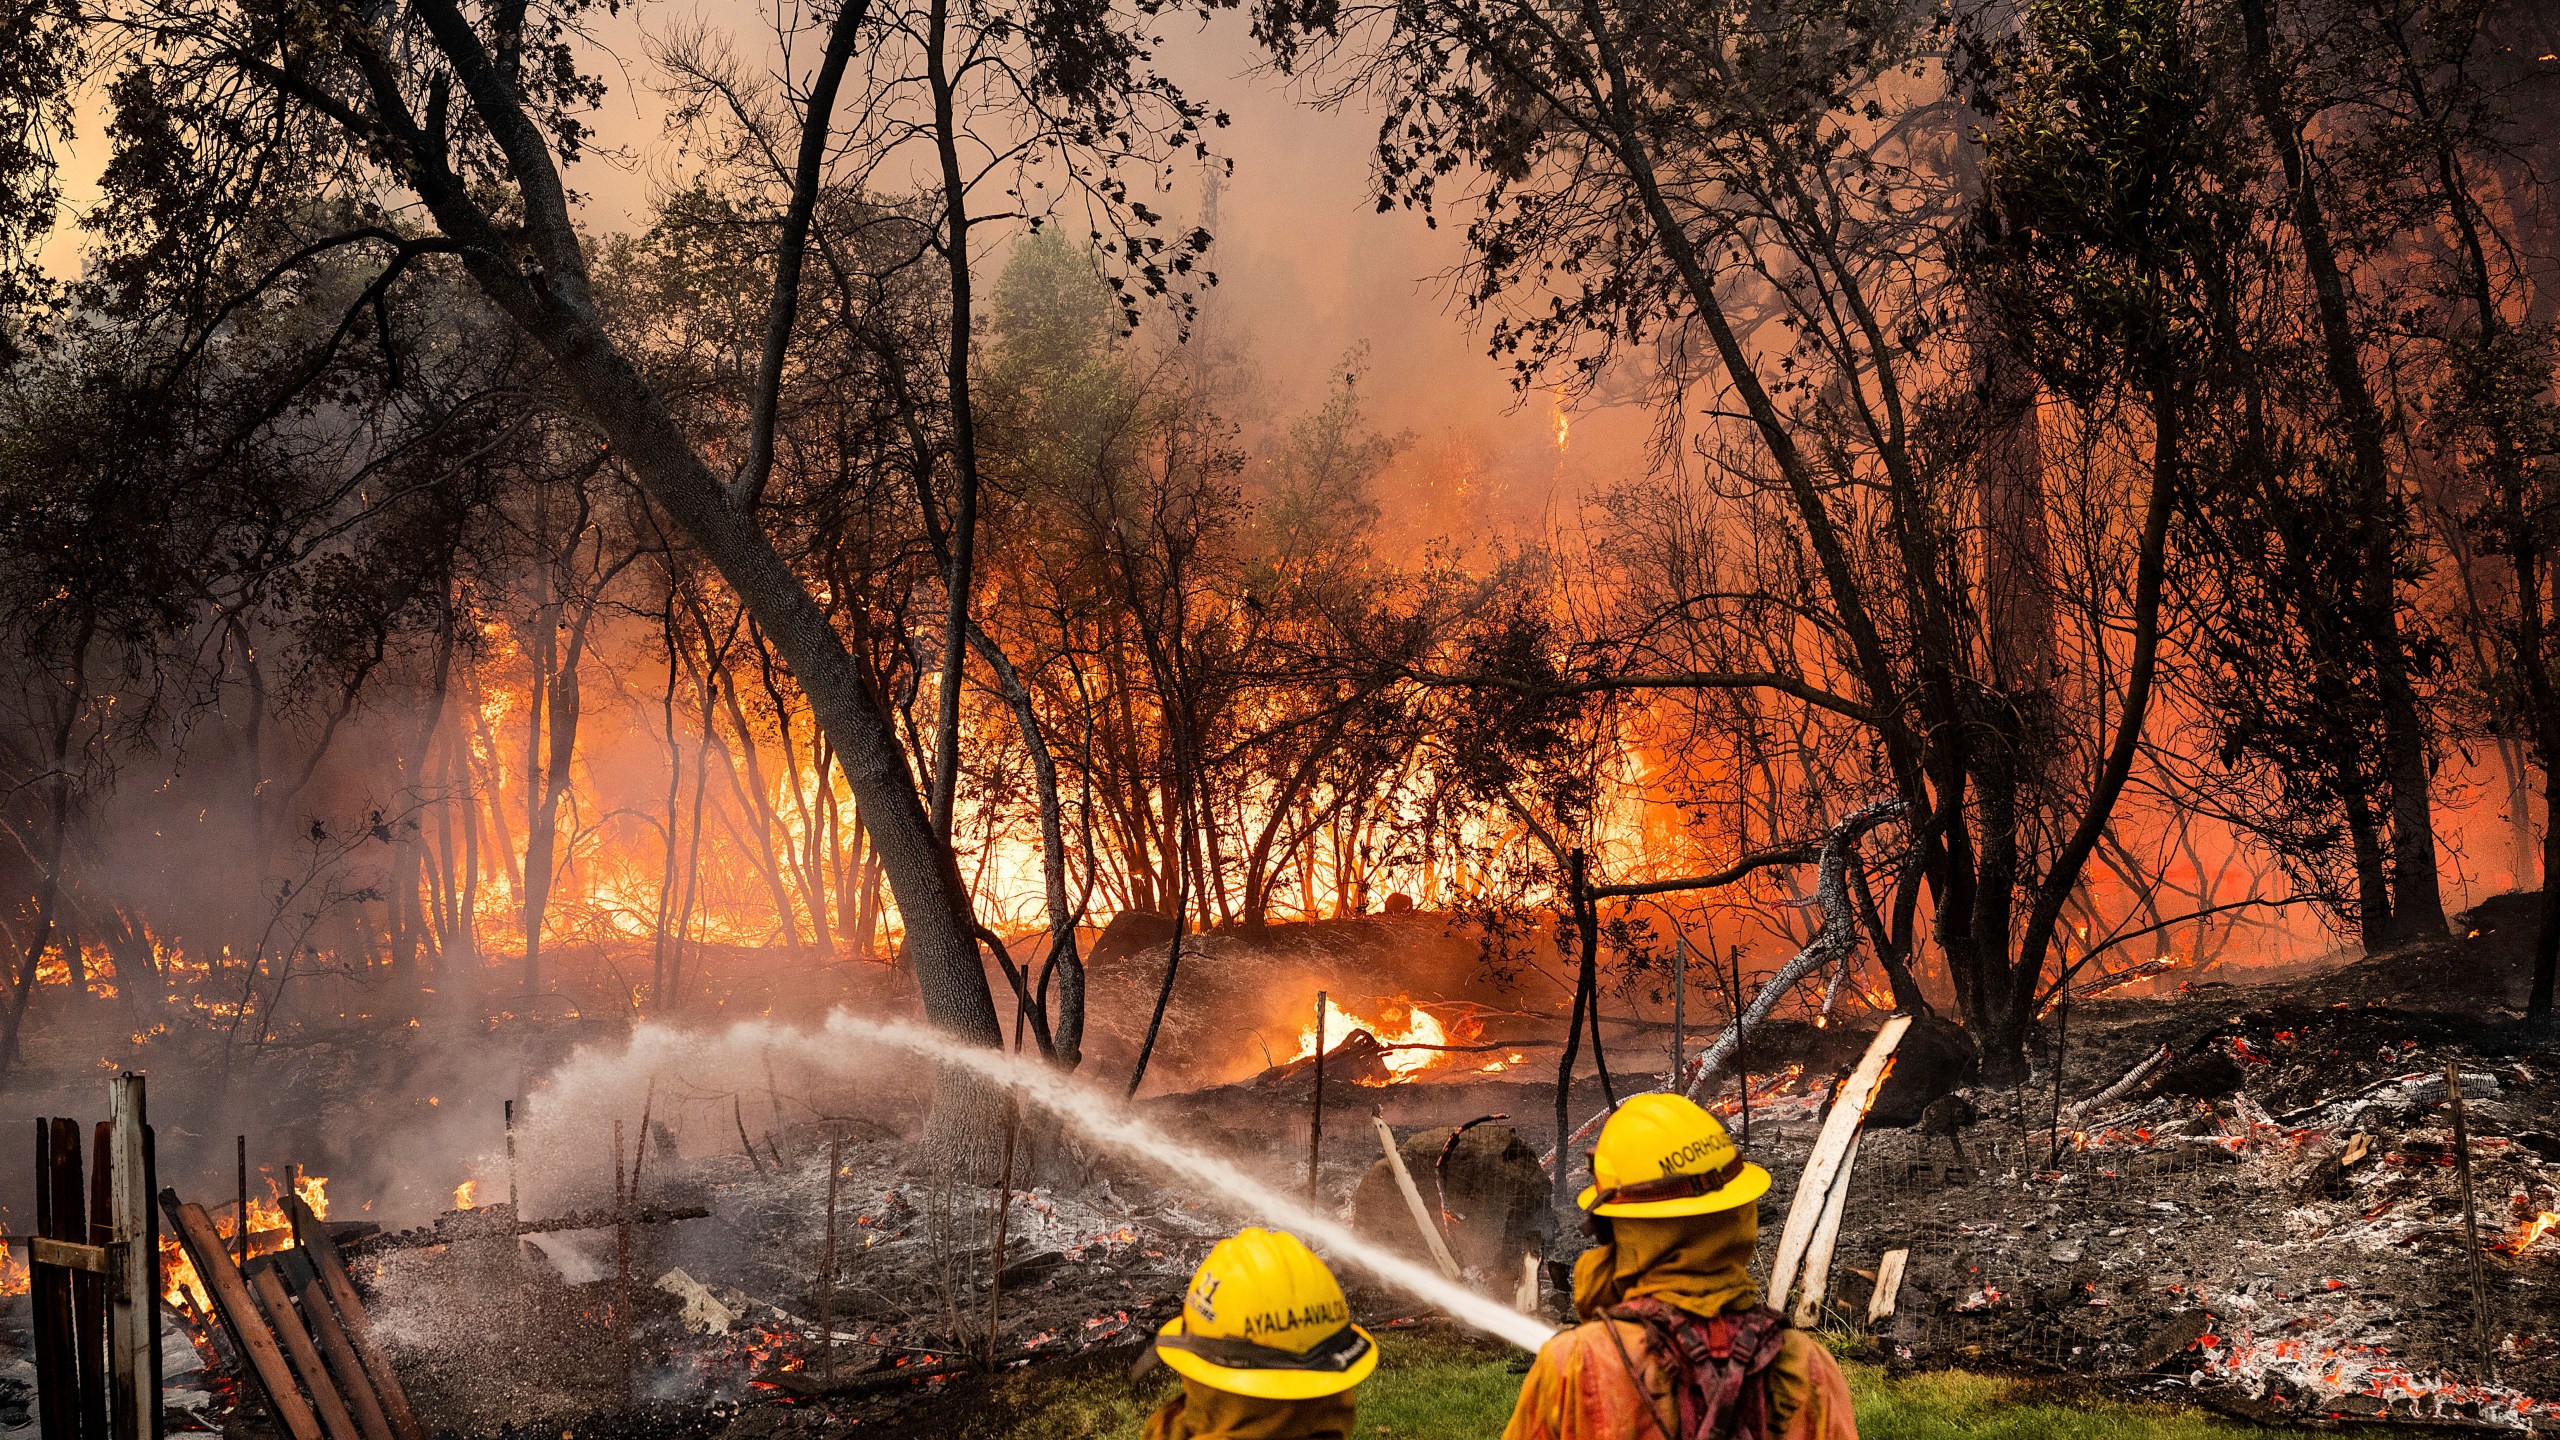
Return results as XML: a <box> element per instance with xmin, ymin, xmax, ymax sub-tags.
<box><xmin>818</xmin><ymin>1013</ymin><xmax>1559</xmax><ymax>1353</ymax></box>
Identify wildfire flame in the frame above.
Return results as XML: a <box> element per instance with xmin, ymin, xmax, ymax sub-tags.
<box><xmin>2499</xmin><ymin>1211</ymin><xmax>2558</xmax><ymax>1256</ymax></box>
<box><xmin>161</xmin><ymin>1172</ymin><xmax>332</xmax><ymax>1311</ymax></box>
<box><xmin>1291</xmin><ymin>996</ymin><xmax>1459</xmax><ymax>1079</ymax></box>
<box><xmin>453</xmin><ymin>1179</ymin><xmax>480</xmax><ymax>1211</ymax></box>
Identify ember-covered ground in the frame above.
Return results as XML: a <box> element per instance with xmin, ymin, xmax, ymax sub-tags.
<box><xmin>0</xmin><ymin>903</ymin><xmax>2554</xmax><ymax>1437</ymax></box>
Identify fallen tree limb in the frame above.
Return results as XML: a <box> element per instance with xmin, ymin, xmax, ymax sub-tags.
<box><xmin>1678</xmin><ymin>800</ymin><xmax>1905</xmax><ymax>1105</ymax></box>
<box><xmin>345</xmin><ymin>1203</ymin><xmax>711</xmax><ymax>1255</ymax></box>
<box><xmin>1789</xmin><ymin>1131</ymin><xmax>1862</xmax><ymax>1326</ymax></box>
<box><xmin>1541</xmin><ymin>799</ymin><xmax>1906</xmax><ymax>1168</ymax></box>
<box><xmin>2067</xmin><ymin>1044</ymin><xmax>2170</xmax><ymax>1121</ymax></box>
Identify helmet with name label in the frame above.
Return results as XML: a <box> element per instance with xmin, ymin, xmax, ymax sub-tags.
<box><xmin>1579</xmin><ymin>1092</ymin><xmax>1771</xmax><ymax>1218</ymax></box>
<box><xmin>1152</xmin><ymin>1227</ymin><xmax>1377</xmax><ymax>1399</ymax></box>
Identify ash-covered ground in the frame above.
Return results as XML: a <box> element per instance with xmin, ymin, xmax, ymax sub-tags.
<box><xmin>0</xmin><ymin>902</ymin><xmax>2554</xmax><ymax>1437</ymax></box>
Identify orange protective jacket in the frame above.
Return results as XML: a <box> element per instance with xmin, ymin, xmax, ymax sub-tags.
<box><xmin>1501</xmin><ymin>1206</ymin><xmax>1857</xmax><ymax>1440</ymax></box>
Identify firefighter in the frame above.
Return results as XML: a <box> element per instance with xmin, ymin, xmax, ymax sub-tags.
<box><xmin>1145</xmin><ymin>1227</ymin><xmax>1378</xmax><ymax>1440</ymax></box>
<box><xmin>1502</xmin><ymin>1094</ymin><xmax>1857</xmax><ymax>1440</ymax></box>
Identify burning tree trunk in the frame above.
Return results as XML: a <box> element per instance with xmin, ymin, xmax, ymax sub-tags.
<box><xmin>2370</xmin><ymin>6</ymin><xmax>2560</xmax><ymax>1024</ymax></box>
<box><xmin>390</xmin><ymin>611</ymin><xmax>458</xmax><ymax>977</ymax></box>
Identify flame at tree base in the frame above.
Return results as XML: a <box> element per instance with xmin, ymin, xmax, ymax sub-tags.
<box><xmin>1290</xmin><ymin>996</ymin><xmax>1483</xmax><ymax>1080</ymax></box>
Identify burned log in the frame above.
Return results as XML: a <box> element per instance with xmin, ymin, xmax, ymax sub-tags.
<box><xmin>2067</xmin><ymin>1044</ymin><xmax>2171</xmax><ymax>1122</ymax></box>
<box><xmin>1369</xmin><ymin>1115</ymin><xmax>1461</xmax><ymax>1280</ymax></box>
<box><xmin>341</xmin><ymin>1202</ymin><xmax>710</xmax><ymax>1256</ymax></box>
<box><xmin>1085</xmin><ymin>910</ymin><xmax>1179</xmax><ymax>973</ymax></box>
<box><xmin>1863</xmin><ymin>1016</ymin><xmax>1978</xmax><ymax>1128</ymax></box>
<box><xmin>1252</xmin><ymin>1028</ymin><xmax>1392</xmax><ymax>1090</ymax></box>
<box><xmin>2155</xmin><ymin>1050</ymin><xmax>2245</xmax><ymax>1100</ymax></box>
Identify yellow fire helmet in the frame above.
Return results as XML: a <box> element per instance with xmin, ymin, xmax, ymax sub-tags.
<box><xmin>1578</xmin><ymin>1092</ymin><xmax>1772</xmax><ymax>1218</ymax></box>
<box><xmin>1153</xmin><ymin>1228</ymin><xmax>1378</xmax><ymax>1400</ymax></box>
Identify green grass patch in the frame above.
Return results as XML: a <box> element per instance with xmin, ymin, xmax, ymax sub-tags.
<box><xmin>1845</xmin><ymin>1366</ymin><xmax>2319</xmax><ymax>1440</ymax></box>
<box><xmin>958</xmin><ymin>1329</ymin><xmax>2332</xmax><ymax>1440</ymax></box>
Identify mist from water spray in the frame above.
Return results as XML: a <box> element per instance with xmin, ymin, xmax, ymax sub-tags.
<box><xmin>526</xmin><ymin>1010</ymin><xmax>1559</xmax><ymax>1353</ymax></box>
<box><xmin>822</xmin><ymin>1012</ymin><xmax>1560</xmax><ymax>1352</ymax></box>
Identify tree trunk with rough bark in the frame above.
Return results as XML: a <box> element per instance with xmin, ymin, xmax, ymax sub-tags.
<box><xmin>326</xmin><ymin>1</ymin><xmax>1006</xmax><ymax>1124</ymax></box>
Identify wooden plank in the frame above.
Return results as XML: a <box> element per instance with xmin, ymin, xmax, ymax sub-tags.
<box><xmin>1370</xmin><ymin>1116</ymin><xmax>1462</xmax><ymax>1281</ymax></box>
<box><xmin>81</xmin><ymin>1125</ymin><xmax>108</xmax><ymax>1440</ymax></box>
<box><xmin>247</xmin><ymin>1266</ymin><xmax>361</xmax><ymax>1440</ymax></box>
<box><xmin>1868</xmin><ymin>1248</ymin><xmax>1909</xmax><ymax>1325</ymax></box>
<box><xmin>1767</xmin><ymin>1014</ymin><xmax>1910</xmax><ymax>1311</ymax></box>
<box><xmin>34</xmin><ymin>1120</ymin><xmax>75</xmax><ymax>1440</ymax></box>
<box><xmin>1789</xmin><ymin>1131</ymin><xmax>1861</xmax><ymax>1326</ymax></box>
<box><xmin>29</xmin><ymin>1239</ymin><xmax>108</xmax><ymax>1274</ymax></box>
<box><xmin>160</xmin><ymin>1196</ymin><xmax>323</xmax><ymax>1440</ymax></box>
<box><xmin>286</xmin><ymin>1261</ymin><xmax>394</xmax><ymax>1440</ymax></box>
<box><xmin>107</xmin><ymin>1076</ymin><xmax>158</xmax><ymax>1440</ymax></box>
<box><xmin>141</xmin><ymin>1126</ymin><xmax>161</xmax><ymax>1432</ymax></box>
<box><xmin>285</xmin><ymin>1196</ymin><xmax>422</xmax><ymax>1440</ymax></box>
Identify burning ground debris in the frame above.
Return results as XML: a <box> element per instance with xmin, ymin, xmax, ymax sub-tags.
<box><xmin>1767</xmin><ymin>985</ymin><xmax>2560</xmax><ymax>1432</ymax></box>
<box><xmin>3</xmin><ymin>912</ymin><xmax>2555</xmax><ymax>1440</ymax></box>
<box><xmin>138</xmin><ymin>996</ymin><xmax>2560</xmax><ymax>1440</ymax></box>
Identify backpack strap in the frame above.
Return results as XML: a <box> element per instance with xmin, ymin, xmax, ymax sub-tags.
<box><xmin>1604</xmin><ymin>1300</ymin><xmax>1791</xmax><ymax>1440</ymax></box>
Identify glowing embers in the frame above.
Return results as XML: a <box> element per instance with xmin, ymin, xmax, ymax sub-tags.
<box><xmin>1288</xmin><ymin>996</ymin><xmax>1471</xmax><ymax>1081</ymax></box>
<box><xmin>2190</xmin><ymin>1320</ymin><xmax>2546</xmax><ymax>1428</ymax></box>
<box><xmin>731</xmin><ymin>1321</ymin><xmax>808</xmax><ymax>1385</ymax></box>
<box><xmin>1706</xmin><ymin>1063</ymin><xmax>1812</xmax><ymax>1119</ymax></box>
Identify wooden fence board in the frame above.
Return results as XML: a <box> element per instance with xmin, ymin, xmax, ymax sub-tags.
<box><xmin>159</xmin><ymin>1196</ymin><xmax>322</xmax><ymax>1440</ymax></box>
<box><xmin>284</xmin><ymin>1196</ymin><xmax>422</xmax><ymax>1440</ymax></box>
<box><xmin>107</xmin><ymin>1077</ymin><xmax>159</xmax><ymax>1440</ymax></box>
<box><xmin>284</xmin><ymin>1259</ymin><xmax>394</xmax><ymax>1440</ymax></box>
<box><xmin>80</xmin><ymin>1123</ymin><xmax>108</xmax><ymax>1440</ymax></box>
<box><xmin>246</xmin><ymin>1265</ymin><xmax>361</xmax><ymax>1440</ymax></box>
<box><xmin>35</xmin><ymin>1119</ymin><xmax>81</xmax><ymax>1440</ymax></box>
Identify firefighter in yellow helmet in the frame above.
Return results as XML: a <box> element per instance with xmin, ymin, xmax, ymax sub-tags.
<box><xmin>1146</xmin><ymin>1227</ymin><xmax>1378</xmax><ymax>1440</ymax></box>
<box><xmin>1503</xmin><ymin>1094</ymin><xmax>1857</xmax><ymax>1440</ymax></box>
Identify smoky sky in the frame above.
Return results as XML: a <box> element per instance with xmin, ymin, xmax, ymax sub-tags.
<box><xmin>38</xmin><ymin>0</ymin><xmax>1649</xmax><ymax>527</ymax></box>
